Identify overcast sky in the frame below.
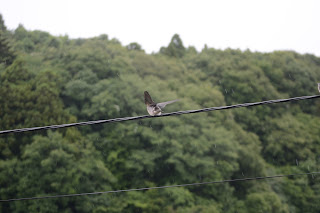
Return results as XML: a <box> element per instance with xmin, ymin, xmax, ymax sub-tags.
<box><xmin>0</xmin><ymin>0</ymin><xmax>319</xmax><ymax>56</ymax></box>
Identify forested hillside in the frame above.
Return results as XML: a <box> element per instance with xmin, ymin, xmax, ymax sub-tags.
<box><xmin>0</xmin><ymin>14</ymin><xmax>320</xmax><ymax>212</ymax></box>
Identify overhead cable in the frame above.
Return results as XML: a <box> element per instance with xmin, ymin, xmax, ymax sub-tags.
<box><xmin>1</xmin><ymin>171</ymin><xmax>318</xmax><ymax>202</ymax></box>
<box><xmin>1</xmin><ymin>95</ymin><xmax>319</xmax><ymax>135</ymax></box>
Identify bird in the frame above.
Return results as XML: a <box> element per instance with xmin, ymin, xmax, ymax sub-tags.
<box><xmin>318</xmin><ymin>83</ymin><xmax>320</xmax><ymax>93</ymax></box>
<box><xmin>144</xmin><ymin>91</ymin><xmax>179</xmax><ymax>116</ymax></box>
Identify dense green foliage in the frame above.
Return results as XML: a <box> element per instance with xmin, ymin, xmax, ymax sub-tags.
<box><xmin>0</xmin><ymin>15</ymin><xmax>320</xmax><ymax>212</ymax></box>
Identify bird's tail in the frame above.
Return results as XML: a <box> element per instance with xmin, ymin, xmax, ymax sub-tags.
<box><xmin>144</xmin><ymin>91</ymin><xmax>155</xmax><ymax>105</ymax></box>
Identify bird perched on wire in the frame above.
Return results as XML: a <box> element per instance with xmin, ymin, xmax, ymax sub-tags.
<box><xmin>318</xmin><ymin>83</ymin><xmax>320</xmax><ymax>93</ymax></box>
<box><xmin>144</xmin><ymin>91</ymin><xmax>179</xmax><ymax>116</ymax></box>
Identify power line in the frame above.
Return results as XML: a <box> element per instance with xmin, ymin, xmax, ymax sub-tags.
<box><xmin>1</xmin><ymin>171</ymin><xmax>318</xmax><ymax>202</ymax></box>
<box><xmin>1</xmin><ymin>95</ymin><xmax>319</xmax><ymax>135</ymax></box>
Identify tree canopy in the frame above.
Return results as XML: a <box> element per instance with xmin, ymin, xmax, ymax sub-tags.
<box><xmin>0</xmin><ymin>14</ymin><xmax>320</xmax><ymax>213</ymax></box>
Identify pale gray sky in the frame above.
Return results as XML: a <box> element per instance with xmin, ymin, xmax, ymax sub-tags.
<box><xmin>0</xmin><ymin>0</ymin><xmax>319</xmax><ymax>55</ymax></box>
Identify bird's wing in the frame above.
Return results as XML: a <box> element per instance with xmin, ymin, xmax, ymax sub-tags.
<box><xmin>157</xmin><ymin>99</ymin><xmax>179</xmax><ymax>109</ymax></box>
<box><xmin>144</xmin><ymin>91</ymin><xmax>155</xmax><ymax>105</ymax></box>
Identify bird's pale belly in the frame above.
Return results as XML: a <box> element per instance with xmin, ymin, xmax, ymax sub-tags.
<box><xmin>147</xmin><ymin>106</ymin><xmax>161</xmax><ymax>116</ymax></box>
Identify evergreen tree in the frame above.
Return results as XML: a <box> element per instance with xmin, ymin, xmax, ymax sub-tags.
<box><xmin>160</xmin><ymin>34</ymin><xmax>186</xmax><ymax>58</ymax></box>
<box><xmin>0</xmin><ymin>14</ymin><xmax>16</xmax><ymax>66</ymax></box>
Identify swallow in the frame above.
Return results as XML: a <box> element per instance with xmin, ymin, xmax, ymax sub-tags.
<box><xmin>144</xmin><ymin>91</ymin><xmax>179</xmax><ymax>116</ymax></box>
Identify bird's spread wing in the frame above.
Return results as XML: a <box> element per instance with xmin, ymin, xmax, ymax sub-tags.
<box><xmin>144</xmin><ymin>91</ymin><xmax>155</xmax><ymax>105</ymax></box>
<box><xmin>157</xmin><ymin>99</ymin><xmax>179</xmax><ymax>109</ymax></box>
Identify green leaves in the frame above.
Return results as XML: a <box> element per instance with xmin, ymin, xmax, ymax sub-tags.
<box><xmin>1</xmin><ymin>23</ymin><xmax>319</xmax><ymax>212</ymax></box>
<box><xmin>0</xmin><ymin>131</ymin><xmax>116</xmax><ymax>212</ymax></box>
<box><xmin>264</xmin><ymin>113</ymin><xmax>317</xmax><ymax>164</ymax></box>
<box><xmin>160</xmin><ymin>34</ymin><xmax>186</xmax><ymax>58</ymax></box>
<box><xmin>0</xmin><ymin>27</ymin><xmax>16</xmax><ymax>66</ymax></box>
<box><xmin>245</xmin><ymin>192</ymin><xmax>289</xmax><ymax>213</ymax></box>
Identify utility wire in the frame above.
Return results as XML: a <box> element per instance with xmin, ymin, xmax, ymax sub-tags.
<box><xmin>0</xmin><ymin>172</ymin><xmax>318</xmax><ymax>202</ymax></box>
<box><xmin>1</xmin><ymin>95</ymin><xmax>319</xmax><ymax>135</ymax></box>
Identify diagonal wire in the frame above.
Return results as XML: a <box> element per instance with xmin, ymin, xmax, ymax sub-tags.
<box><xmin>0</xmin><ymin>172</ymin><xmax>319</xmax><ymax>202</ymax></box>
<box><xmin>1</xmin><ymin>95</ymin><xmax>319</xmax><ymax>135</ymax></box>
